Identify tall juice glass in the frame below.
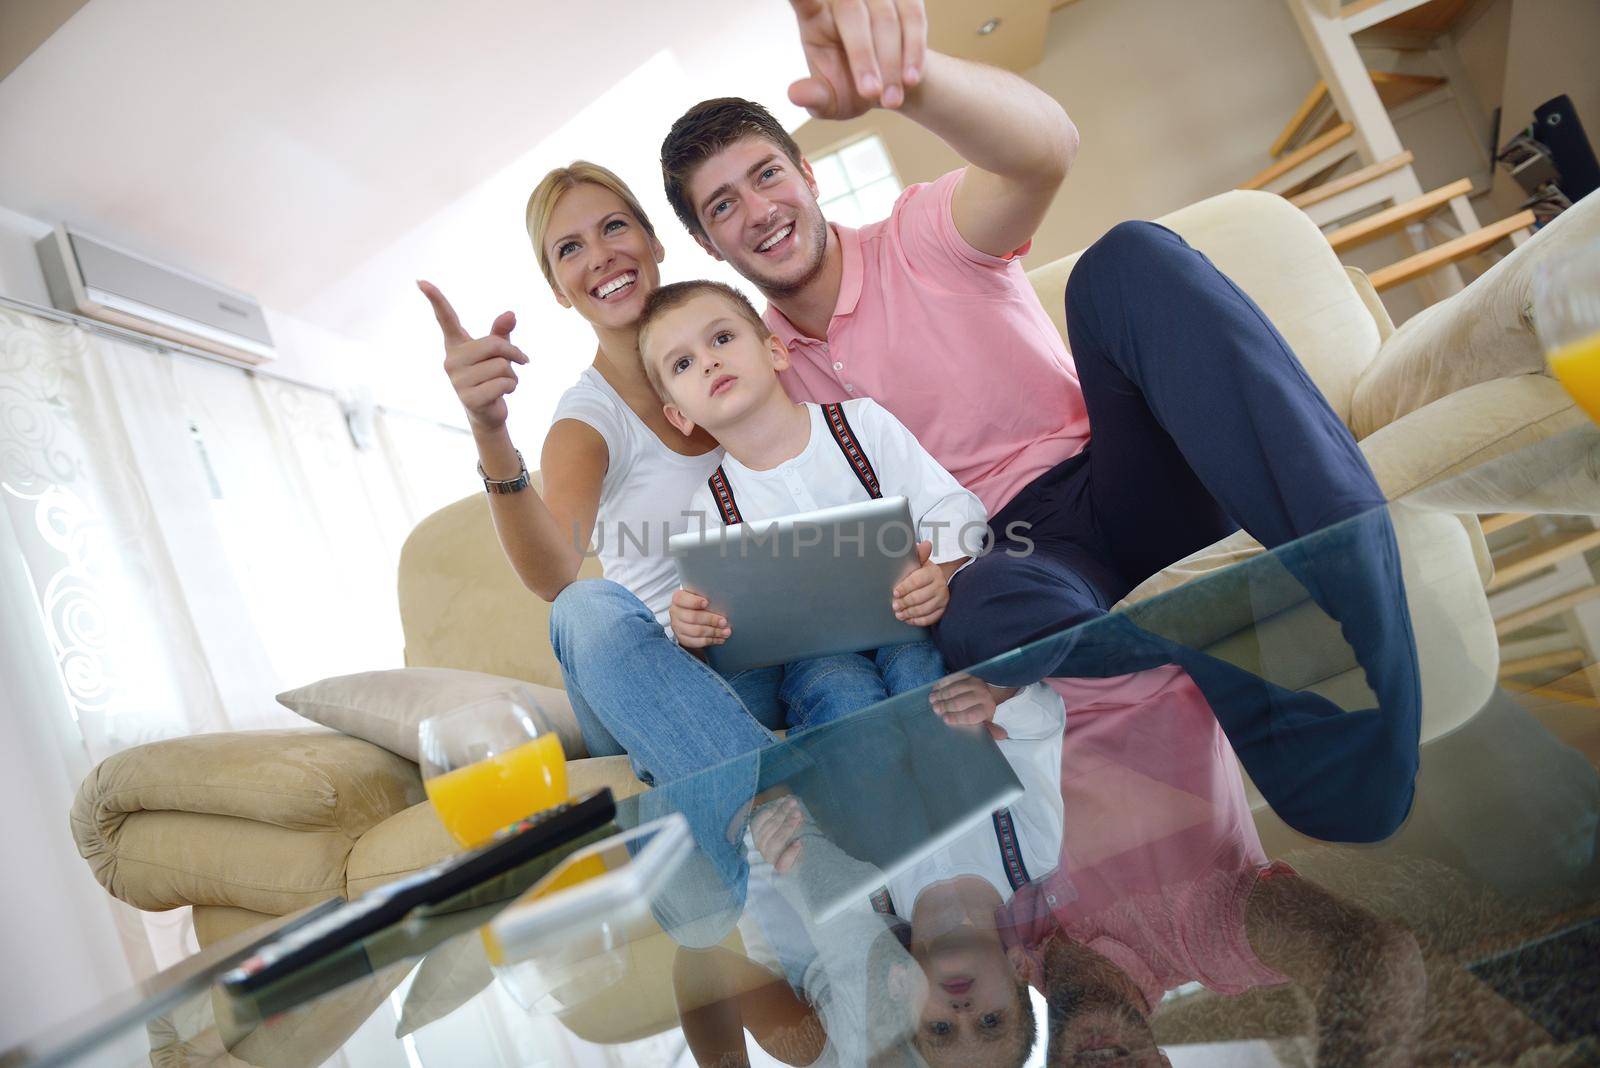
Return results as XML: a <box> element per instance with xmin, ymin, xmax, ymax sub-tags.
<box><xmin>418</xmin><ymin>694</ymin><xmax>568</xmax><ymax>848</ymax></box>
<box><xmin>1536</xmin><ymin>238</ymin><xmax>1600</xmax><ymax>423</ymax></box>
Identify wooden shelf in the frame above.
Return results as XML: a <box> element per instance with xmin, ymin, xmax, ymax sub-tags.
<box><xmin>1290</xmin><ymin>151</ymin><xmax>1414</xmax><ymax>209</ymax></box>
<box><xmin>1500</xmin><ymin>647</ymin><xmax>1588</xmax><ymax>679</ymax></box>
<box><xmin>1479</xmin><ymin>512</ymin><xmax>1532</xmax><ymax>536</ymax></box>
<box><xmin>1485</xmin><ymin>526</ymin><xmax>1600</xmax><ymax>591</ymax></box>
<box><xmin>1344</xmin><ymin>0</ymin><xmax>1473</xmax><ymax>36</ymax></box>
<box><xmin>1243</xmin><ymin>123</ymin><xmax>1355</xmax><ymax>191</ymax></box>
<box><xmin>1496</xmin><ymin>584</ymin><xmax>1600</xmax><ymax>637</ymax></box>
<box><xmin>1325</xmin><ymin>177</ymin><xmax>1473</xmax><ymax>251</ymax></box>
<box><xmin>1369</xmin><ymin>210</ymin><xmax>1536</xmax><ymax>291</ymax></box>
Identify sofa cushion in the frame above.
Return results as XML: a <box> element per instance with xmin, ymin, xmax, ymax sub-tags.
<box><xmin>192</xmin><ymin>904</ymin><xmax>280</xmax><ymax>947</ymax></box>
<box><xmin>398</xmin><ymin>491</ymin><xmax>605</xmax><ymax>690</ymax></box>
<box><xmin>1357</xmin><ymin>375</ymin><xmax>1585</xmax><ymax>503</ymax></box>
<box><xmin>345</xmin><ymin>801</ymin><xmax>459</xmax><ymax>897</ymax></box>
<box><xmin>1350</xmin><ymin>189</ymin><xmax>1600</xmax><ymax>438</ymax></box>
<box><xmin>345</xmin><ymin>755</ymin><xmax>650</xmax><ymax>897</ymax></box>
<box><xmin>277</xmin><ymin>667</ymin><xmax>587</xmax><ymax>763</ymax></box>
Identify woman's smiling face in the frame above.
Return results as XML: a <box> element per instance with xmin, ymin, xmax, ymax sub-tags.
<box><xmin>545</xmin><ymin>181</ymin><xmax>664</xmax><ymax>329</ymax></box>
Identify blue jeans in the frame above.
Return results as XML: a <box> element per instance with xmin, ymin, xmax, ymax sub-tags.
<box><xmin>765</xmin><ymin>641</ymin><xmax>949</xmax><ymax>738</ymax></box>
<box><xmin>549</xmin><ymin>578</ymin><xmax>947</xmax><ymax>785</ymax></box>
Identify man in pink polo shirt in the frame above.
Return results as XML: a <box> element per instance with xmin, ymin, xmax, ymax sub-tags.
<box><xmin>659</xmin><ymin>0</ymin><xmax>1423</xmax><ymax>844</ymax></box>
<box><xmin>1000</xmin><ymin>671</ymin><xmax>1424</xmax><ymax>1066</ymax></box>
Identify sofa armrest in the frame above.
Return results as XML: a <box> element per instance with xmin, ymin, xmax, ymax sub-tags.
<box><xmin>71</xmin><ymin>728</ymin><xmax>425</xmax><ymax>914</ymax></box>
<box><xmin>1358</xmin><ymin>375</ymin><xmax>1583</xmax><ymax>503</ymax></box>
<box><xmin>1350</xmin><ymin>191</ymin><xmax>1600</xmax><ymax>439</ymax></box>
<box><xmin>1345</xmin><ymin>265</ymin><xmax>1395</xmax><ymax>344</ymax></box>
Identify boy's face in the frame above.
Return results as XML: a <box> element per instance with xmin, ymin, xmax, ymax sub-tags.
<box><xmin>913</xmin><ymin>930</ymin><xmax>1030</xmax><ymax>1066</ymax></box>
<box><xmin>645</xmin><ymin>291</ymin><xmax>789</xmax><ymax>435</ymax></box>
<box><xmin>683</xmin><ymin>136</ymin><xmax>830</xmax><ymax>296</ymax></box>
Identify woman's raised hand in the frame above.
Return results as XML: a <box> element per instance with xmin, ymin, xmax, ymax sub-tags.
<box><xmin>418</xmin><ymin>280</ymin><xmax>530</xmax><ymax>432</ymax></box>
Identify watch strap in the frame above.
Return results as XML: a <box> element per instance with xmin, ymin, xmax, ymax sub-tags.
<box><xmin>478</xmin><ymin>450</ymin><xmax>531</xmax><ymax>494</ymax></box>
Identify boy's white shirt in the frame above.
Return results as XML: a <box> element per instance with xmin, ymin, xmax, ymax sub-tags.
<box><xmin>686</xmin><ymin>398</ymin><xmax>989</xmax><ymax>567</ymax></box>
<box><xmin>883</xmin><ymin>684</ymin><xmax>1066</xmax><ymax>915</ymax></box>
<box><xmin>741</xmin><ymin>685</ymin><xmax>1066</xmax><ymax>1061</ymax></box>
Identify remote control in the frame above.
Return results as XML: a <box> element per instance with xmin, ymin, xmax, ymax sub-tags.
<box><xmin>220</xmin><ymin>788</ymin><xmax>614</xmax><ymax>993</ymax></box>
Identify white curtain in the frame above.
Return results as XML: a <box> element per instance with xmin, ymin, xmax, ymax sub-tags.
<box><xmin>0</xmin><ymin>303</ymin><xmax>476</xmax><ymax>1006</ymax></box>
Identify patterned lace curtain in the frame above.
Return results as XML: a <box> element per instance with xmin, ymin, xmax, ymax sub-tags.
<box><xmin>0</xmin><ymin>304</ymin><xmax>475</xmax><ymax>986</ymax></box>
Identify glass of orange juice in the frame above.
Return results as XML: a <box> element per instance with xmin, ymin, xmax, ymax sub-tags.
<box><xmin>1536</xmin><ymin>238</ymin><xmax>1600</xmax><ymax>423</ymax></box>
<box><xmin>418</xmin><ymin>693</ymin><xmax>567</xmax><ymax>848</ymax></box>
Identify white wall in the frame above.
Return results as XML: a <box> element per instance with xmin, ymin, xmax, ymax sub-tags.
<box><xmin>0</xmin><ymin>203</ymin><xmax>52</xmax><ymax>304</ymax></box>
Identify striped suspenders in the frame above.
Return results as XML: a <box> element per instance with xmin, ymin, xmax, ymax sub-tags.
<box><xmin>705</xmin><ymin>402</ymin><xmax>882</xmax><ymax>526</ymax></box>
<box><xmin>991</xmin><ymin>808</ymin><xmax>1033</xmax><ymax>891</ymax></box>
<box><xmin>869</xmin><ymin>811</ymin><xmax>1031</xmax><ymax>919</ymax></box>
<box><xmin>822</xmin><ymin>402</ymin><xmax>883</xmax><ymax>499</ymax></box>
<box><xmin>706</xmin><ymin>465</ymin><xmax>743</xmax><ymax>527</ymax></box>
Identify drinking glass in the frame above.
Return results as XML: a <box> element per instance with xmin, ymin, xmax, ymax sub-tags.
<box><xmin>418</xmin><ymin>692</ymin><xmax>568</xmax><ymax>847</ymax></box>
<box><xmin>1534</xmin><ymin>237</ymin><xmax>1600</xmax><ymax>423</ymax></box>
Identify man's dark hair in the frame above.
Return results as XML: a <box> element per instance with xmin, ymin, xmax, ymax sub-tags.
<box><xmin>661</xmin><ymin>97</ymin><xmax>808</xmax><ymax>240</ymax></box>
<box><xmin>1013</xmin><ymin>981</ymin><xmax>1039</xmax><ymax>1065</ymax></box>
<box><xmin>636</xmin><ymin>279</ymin><xmax>770</xmax><ymax>398</ymax></box>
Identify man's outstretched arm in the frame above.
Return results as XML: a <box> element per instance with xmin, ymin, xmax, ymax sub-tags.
<box><xmin>900</xmin><ymin>51</ymin><xmax>1079</xmax><ymax>258</ymax></box>
<box><xmin>786</xmin><ymin>1</ymin><xmax>1076</xmax><ymax>258</ymax></box>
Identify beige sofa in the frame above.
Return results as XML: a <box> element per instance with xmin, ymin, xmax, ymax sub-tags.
<box><xmin>72</xmin><ymin>188</ymin><xmax>1596</xmax><ymax>957</ymax></box>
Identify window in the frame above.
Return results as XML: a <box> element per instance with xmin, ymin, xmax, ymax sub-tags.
<box><xmin>810</xmin><ymin>135</ymin><xmax>903</xmax><ymax>228</ymax></box>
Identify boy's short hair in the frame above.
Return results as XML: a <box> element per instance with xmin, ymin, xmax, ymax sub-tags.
<box><xmin>661</xmin><ymin>97</ymin><xmax>808</xmax><ymax>240</ymax></box>
<box><xmin>636</xmin><ymin>280</ymin><xmax>770</xmax><ymax>399</ymax></box>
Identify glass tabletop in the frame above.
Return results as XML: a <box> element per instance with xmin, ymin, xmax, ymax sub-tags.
<box><xmin>10</xmin><ymin>428</ymin><xmax>1600</xmax><ymax>1068</ymax></box>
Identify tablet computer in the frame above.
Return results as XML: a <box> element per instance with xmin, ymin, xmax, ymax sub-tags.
<box><xmin>668</xmin><ymin>495</ymin><xmax>930</xmax><ymax>673</ymax></box>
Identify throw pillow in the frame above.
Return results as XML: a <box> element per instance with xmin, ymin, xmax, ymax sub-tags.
<box><xmin>277</xmin><ymin>668</ymin><xmax>587</xmax><ymax>764</ymax></box>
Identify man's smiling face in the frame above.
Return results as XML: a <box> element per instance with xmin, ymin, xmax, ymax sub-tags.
<box><xmin>684</xmin><ymin>135</ymin><xmax>830</xmax><ymax>297</ymax></box>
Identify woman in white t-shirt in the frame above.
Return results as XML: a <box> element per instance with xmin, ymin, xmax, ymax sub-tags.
<box><xmin>418</xmin><ymin>162</ymin><xmax>862</xmax><ymax>785</ymax></box>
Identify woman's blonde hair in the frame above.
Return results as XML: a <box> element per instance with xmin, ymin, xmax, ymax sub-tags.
<box><xmin>524</xmin><ymin>161</ymin><xmax>659</xmax><ymax>291</ymax></box>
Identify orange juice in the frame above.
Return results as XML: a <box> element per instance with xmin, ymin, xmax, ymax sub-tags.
<box><xmin>480</xmin><ymin>852</ymin><xmax>608</xmax><ymax>965</ymax></box>
<box><xmin>528</xmin><ymin>852</ymin><xmax>609</xmax><ymax>899</ymax></box>
<box><xmin>1550</xmin><ymin>330</ymin><xmax>1600</xmax><ymax>423</ymax></box>
<box><xmin>424</xmin><ymin>733</ymin><xmax>567</xmax><ymax>846</ymax></box>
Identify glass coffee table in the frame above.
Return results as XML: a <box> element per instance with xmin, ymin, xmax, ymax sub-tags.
<box><xmin>9</xmin><ymin>428</ymin><xmax>1600</xmax><ymax>1068</ymax></box>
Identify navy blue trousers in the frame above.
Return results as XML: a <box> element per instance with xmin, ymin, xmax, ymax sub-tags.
<box><xmin>934</xmin><ymin>221</ymin><xmax>1422</xmax><ymax>843</ymax></box>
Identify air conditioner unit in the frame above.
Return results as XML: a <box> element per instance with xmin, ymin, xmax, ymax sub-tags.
<box><xmin>36</xmin><ymin>224</ymin><xmax>275</xmax><ymax>365</ymax></box>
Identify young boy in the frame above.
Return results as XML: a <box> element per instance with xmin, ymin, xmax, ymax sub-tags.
<box><xmin>736</xmin><ymin>660</ymin><xmax>1065</xmax><ymax>1068</ymax></box>
<box><xmin>637</xmin><ymin>278</ymin><xmax>991</xmax><ymax>710</ymax></box>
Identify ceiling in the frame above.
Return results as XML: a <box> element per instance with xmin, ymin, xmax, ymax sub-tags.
<box><xmin>0</xmin><ymin>0</ymin><xmax>809</xmax><ymax>320</ymax></box>
<box><xmin>0</xmin><ymin>0</ymin><xmax>1060</xmax><ymax>426</ymax></box>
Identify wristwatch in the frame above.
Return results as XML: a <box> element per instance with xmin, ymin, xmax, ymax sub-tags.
<box><xmin>478</xmin><ymin>450</ymin><xmax>531</xmax><ymax>494</ymax></box>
